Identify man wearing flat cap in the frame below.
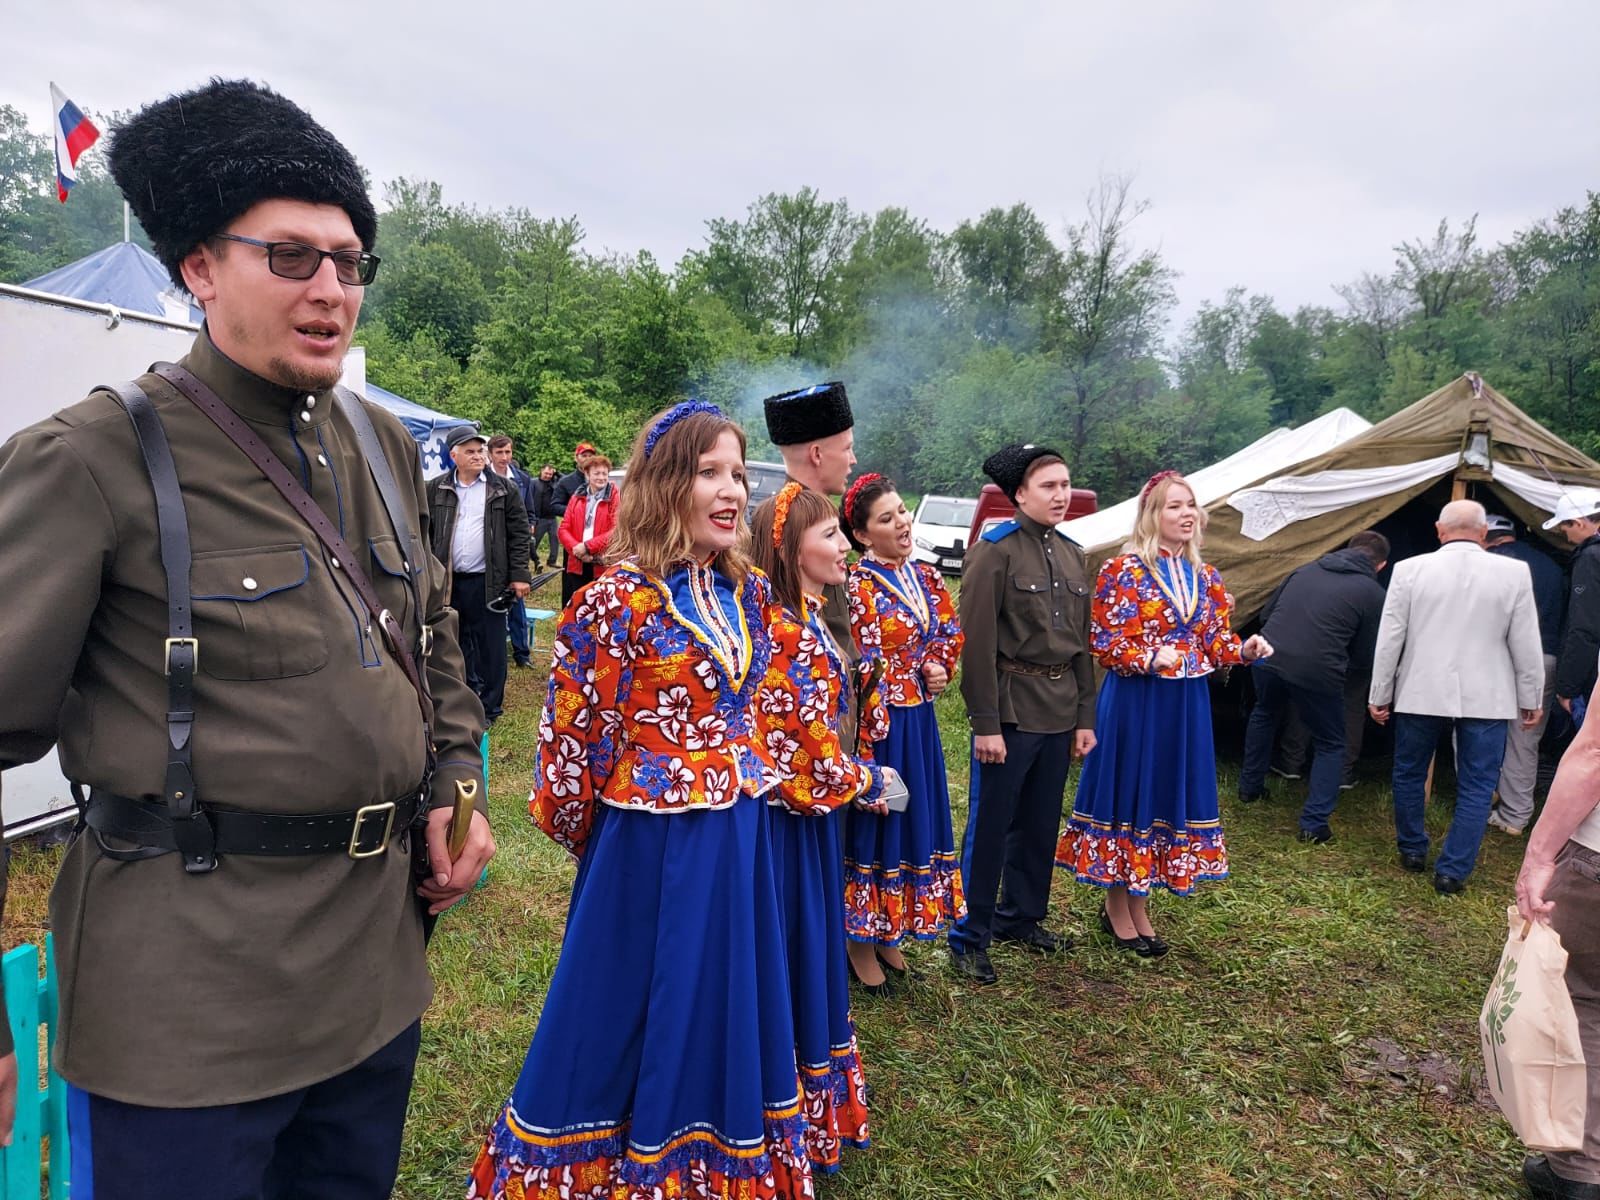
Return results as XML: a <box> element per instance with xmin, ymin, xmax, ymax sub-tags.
<box><xmin>763</xmin><ymin>381</ymin><xmax>859</xmax><ymax>657</ymax></box>
<box><xmin>949</xmin><ymin>443</ymin><xmax>1095</xmax><ymax>985</ymax></box>
<box><xmin>0</xmin><ymin>79</ymin><xmax>494</xmax><ymax>1196</ymax></box>
<box><xmin>426</xmin><ymin>424</ymin><xmax>532</xmax><ymax>724</ymax></box>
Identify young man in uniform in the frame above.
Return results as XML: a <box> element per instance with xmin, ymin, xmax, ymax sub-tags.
<box><xmin>950</xmin><ymin>443</ymin><xmax>1097</xmax><ymax>985</ymax></box>
<box><xmin>0</xmin><ymin>80</ymin><xmax>494</xmax><ymax>1197</ymax></box>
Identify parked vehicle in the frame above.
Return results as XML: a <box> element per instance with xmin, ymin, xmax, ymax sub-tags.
<box><xmin>911</xmin><ymin>494</ymin><xmax>979</xmax><ymax>575</ymax></box>
<box><xmin>967</xmin><ymin>483</ymin><xmax>1098</xmax><ymax>548</ymax></box>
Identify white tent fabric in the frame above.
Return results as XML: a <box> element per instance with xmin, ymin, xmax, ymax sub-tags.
<box><xmin>1229</xmin><ymin>455</ymin><xmax>1596</xmax><ymax>541</ymax></box>
<box><xmin>1059</xmin><ymin>406</ymin><xmax>1372</xmax><ymax>553</ymax></box>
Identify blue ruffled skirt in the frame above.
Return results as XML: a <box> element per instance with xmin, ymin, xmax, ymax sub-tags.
<box><xmin>469</xmin><ymin>795</ymin><xmax>812</xmax><ymax>1199</ymax></box>
<box><xmin>843</xmin><ymin>701</ymin><xmax>966</xmax><ymax>944</ymax></box>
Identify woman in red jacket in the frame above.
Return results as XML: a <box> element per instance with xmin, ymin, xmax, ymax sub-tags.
<box><xmin>558</xmin><ymin>453</ymin><xmax>617</xmax><ymax>604</ymax></box>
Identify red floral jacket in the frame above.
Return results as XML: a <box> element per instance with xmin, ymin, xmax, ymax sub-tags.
<box><xmin>848</xmin><ymin>559</ymin><xmax>964</xmax><ymax>708</ymax></box>
<box><xmin>756</xmin><ymin>595</ymin><xmax>890</xmax><ymax>815</ymax></box>
<box><xmin>530</xmin><ymin>560</ymin><xmax>779</xmax><ymax>857</ymax></box>
<box><xmin>1091</xmin><ymin>552</ymin><xmax>1245</xmax><ymax>678</ymax></box>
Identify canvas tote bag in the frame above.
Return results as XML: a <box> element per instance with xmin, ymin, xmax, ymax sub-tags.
<box><xmin>1480</xmin><ymin>906</ymin><xmax>1587</xmax><ymax>1152</ymax></box>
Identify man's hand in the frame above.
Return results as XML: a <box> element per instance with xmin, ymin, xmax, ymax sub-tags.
<box><xmin>418</xmin><ymin>808</ymin><xmax>496</xmax><ymax>916</ymax></box>
<box><xmin>974</xmin><ymin>733</ymin><xmax>1007</xmax><ymax>766</ymax></box>
<box><xmin>1368</xmin><ymin>703</ymin><xmax>1391</xmax><ymax>726</ymax></box>
<box><xmin>1241</xmin><ymin>634</ymin><xmax>1273</xmax><ymax>662</ymax></box>
<box><xmin>1561</xmin><ymin>696</ymin><xmax>1574</xmax><ymax>714</ymax></box>
<box><xmin>0</xmin><ymin>1052</ymin><xmax>15</xmax><ymax>1147</ymax></box>
<box><xmin>1521</xmin><ymin>707</ymin><xmax>1544</xmax><ymax>730</ymax></box>
<box><xmin>921</xmin><ymin>661</ymin><xmax>950</xmax><ymax>697</ymax></box>
<box><xmin>1073</xmin><ymin>729</ymin><xmax>1097</xmax><ymax>759</ymax></box>
<box><xmin>511</xmin><ymin>581</ymin><xmax>531</xmax><ymax>599</ymax></box>
<box><xmin>1516</xmin><ymin>854</ymin><xmax>1558</xmax><ymax>925</ymax></box>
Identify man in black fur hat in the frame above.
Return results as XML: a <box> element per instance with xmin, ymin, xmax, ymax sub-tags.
<box><xmin>949</xmin><ymin>443</ymin><xmax>1096</xmax><ymax>985</ymax></box>
<box><xmin>764</xmin><ymin>381</ymin><xmax>859</xmax><ymax>655</ymax></box>
<box><xmin>0</xmin><ymin>80</ymin><xmax>494</xmax><ymax>1197</ymax></box>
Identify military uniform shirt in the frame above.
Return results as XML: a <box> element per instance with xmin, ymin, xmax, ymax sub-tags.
<box><xmin>0</xmin><ymin>329</ymin><xmax>487</xmax><ymax>1106</ymax></box>
<box><xmin>959</xmin><ymin>511</ymin><xmax>1096</xmax><ymax>737</ymax></box>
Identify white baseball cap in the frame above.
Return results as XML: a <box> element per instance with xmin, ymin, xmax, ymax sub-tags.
<box><xmin>1541</xmin><ymin>488</ymin><xmax>1600</xmax><ymax>530</ymax></box>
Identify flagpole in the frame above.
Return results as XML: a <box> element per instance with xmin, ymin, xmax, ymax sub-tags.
<box><xmin>123</xmin><ymin>201</ymin><xmax>130</xmax><ymax>243</ymax></box>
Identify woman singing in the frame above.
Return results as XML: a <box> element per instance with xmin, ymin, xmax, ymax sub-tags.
<box><xmin>751</xmin><ymin>481</ymin><xmax>897</xmax><ymax>1172</ymax></box>
<box><xmin>841</xmin><ymin>473</ymin><xmax>966</xmax><ymax>991</ymax></box>
<box><xmin>1056</xmin><ymin>471</ymin><xmax>1270</xmax><ymax>956</ymax></box>
<box><xmin>469</xmin><ymin>402</ymin><xmax>812</xmax><ymax>1200</ymax></box>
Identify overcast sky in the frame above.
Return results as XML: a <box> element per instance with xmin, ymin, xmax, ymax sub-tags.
<box><xmin>11</xmin><ymin>0</ymin><xmax>1598</xmax><ymax>333</ymax></box>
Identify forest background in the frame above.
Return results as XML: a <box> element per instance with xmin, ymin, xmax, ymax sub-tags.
<box><xmin>5</xmin><ymin>104</ymin><xmax>1599</xmax><ymax>499</ymax></box>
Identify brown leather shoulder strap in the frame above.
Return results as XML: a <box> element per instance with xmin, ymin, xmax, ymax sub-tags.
<box><xmin>152</xmin><ymin>363</ymin><xmax>434</xmax><ymax>734</ymax></box>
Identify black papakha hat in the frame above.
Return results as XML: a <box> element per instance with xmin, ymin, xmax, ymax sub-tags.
<box><xmin>763</xmin><ymin>381</ymin><xmax>854</xmax><ymax>447</ymax></box>
<box><xmin>107</xmin><ymin>78</ymin><xmax>379</xmax><ymax>289</ymax></box>
<box><xmin>983</xmin><ymin>442</ymin><xmax>1065</xmax><ymax>502</ymax></box>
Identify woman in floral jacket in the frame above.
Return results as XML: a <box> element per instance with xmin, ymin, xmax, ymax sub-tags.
<box><xmin>751</xmin><ymin>482</ymin><xmax>896</xmax><ymax>1173</ymax></box>
<box><xmin>469</xmin><ymin>402</ymin><xmax>813</xmax><ymax>1200</ymax></box>
<box><xmin>1055</xmin><ymin>471</ymin><xmax>1271</xmax><ymax>956</ymax></box>
<box><xmin>841</xmin><ymin>474</ymin><xmax>966</xmax><ymax>991</ymax></box>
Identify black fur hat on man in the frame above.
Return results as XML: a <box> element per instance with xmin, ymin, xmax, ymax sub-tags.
<box><xmin>983</xmin><ymin>442</ymin><xmax>1066</xmax><ymax>501</ymax></box>
<box><xmin>763</xmin><ymin>382</ymin><xmax>854</xmax><ymax>447</ymax></box>
<box><xmin>107</xmin><ymin>78</ymin><xmax>378</xmax><ymax>289</ymax></box>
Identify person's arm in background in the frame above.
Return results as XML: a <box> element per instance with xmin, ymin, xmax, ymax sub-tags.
<box><xmin>1556</xmin><ymin>549</ymin><xmax>1600</xmax><ymax>710</ymax></box>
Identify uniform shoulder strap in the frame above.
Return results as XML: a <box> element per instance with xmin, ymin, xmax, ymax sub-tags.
<box><xmin>102</xmin><ymin>379</ymin><xmax>213</xmax><ymax>872</ymax></box>
<box><xmin>334</xmin><ymin>387</ymin><xmax>428</xmax><ymax>592</ymax></box>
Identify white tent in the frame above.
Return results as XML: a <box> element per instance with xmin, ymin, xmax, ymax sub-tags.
<box><xmin>1059</xmin><ymin>407</ymin><xmax>1373</xmax><ymax>557</ymax></box>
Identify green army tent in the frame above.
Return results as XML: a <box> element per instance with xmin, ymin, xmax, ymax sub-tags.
<box><xmin>1201</xmin><ymin>372</ymin><xmax>1600</xmax><ymax>626</ymax></box>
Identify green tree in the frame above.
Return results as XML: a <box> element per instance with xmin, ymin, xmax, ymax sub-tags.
<box><xmin>371</xmin><ymin>241</ymin><xmax>489</xmax><ymax>363</ymax></box>
<box><xmin>949</xmin><ymin>203</ymin><xmax>1062</xmax><ymax>348</ymax></box>
<box><xmin>602</xmin><ymin>252</ymin><xmax>709</xmax><ymax>417</ymax></box>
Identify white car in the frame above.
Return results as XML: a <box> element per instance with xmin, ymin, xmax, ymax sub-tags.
<box><xmin>911</xmin><ymin>494</ymin><xmax>979</xmax><ymax>575</ymax></box>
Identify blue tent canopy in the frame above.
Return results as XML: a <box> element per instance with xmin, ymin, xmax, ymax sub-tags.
<box><xmin>25</xmin><ymin>241</ymin><xmax>206</xmax><ymax>323</ymax></box>
<box><xmin>25</xmin><ymin>243</ymin><xmax>473</xmax><ymax>473</ymax></box>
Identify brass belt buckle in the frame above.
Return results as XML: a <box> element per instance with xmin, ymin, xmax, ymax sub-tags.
<box><xmin>348</xmin><ymin>801</ymin><xmax>396</xmax><ymax>859</ymax></box>
<box><xmin>164</xmin><ymin>636</ymin><xmax>199</xmax><ymax>675</ymax></box>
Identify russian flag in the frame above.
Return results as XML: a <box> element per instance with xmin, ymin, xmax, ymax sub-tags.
<box><xmin>51</xmin><ymin>83</ymin><xmax>100</xmax><ymax>203</ymax></box>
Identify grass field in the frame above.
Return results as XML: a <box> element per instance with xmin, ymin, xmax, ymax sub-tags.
<box><xmin>3</xmin><ymin>572</ymin><xmax>1534</xmax><ymax>1199</ymax></box>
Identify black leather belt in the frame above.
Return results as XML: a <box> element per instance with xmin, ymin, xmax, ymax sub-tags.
<box><xmin>998</xmin><ymin>655</ymin><xmax>1070</xmax><ymax>680</ymax></box>
<box><xmin>84</xmin><ymin>788</ymin><xmax>422</xmax><ymax>861</ymax></box>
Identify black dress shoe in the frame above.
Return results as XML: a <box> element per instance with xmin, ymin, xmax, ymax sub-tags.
<box><xmin>994</xmin><ymin>925</ymin><xmax>1072</xmax><ymax>954</ymax></box>
<box><xmin>1099</xmin><ymin>905</ymin><xmax>1154</xmax><ymax>957</ymax></box>
<box><xmin>876</xmin><ymin>948</ymin><xmax>922</xmax><ymax>979</ymax></box>
<box><xmin>513</xmin><ymin>658</ymin><xmax>533</xmax><ymax>669</ymax></box>
<box><xmin>1238</xmin><ymin>791</ymin><xmax>1265</xmax><ymax>805</ymax></box>
<box><xmin>849</xmin><ymin>968</ymin><xmax>895</xmax><ymax>997</ymax></box>
<box><xmin>1298</xmin><ymin>826</ymin><xmax>1334</xmax><ymax>844</ymax></box>
<box><xmin>1141</xmin><ymin>932</ymin><xmax>1170</xmax><ymax>957</ymax></box>
<box><xmin>1399</xmin><ymin>852</ymin><xmax>1427</xmax><ymax>873</ymax></box>
<box><xmin>1523</xmin><ymin>1155</ymin><xmax>1600</xmax><ymax>1199</ymax></box>
<box><xmin>1433</xmin><ymin>873</ymin><xmax>1466</xmax><ymax>896</ymax></box>
<box><xmin>949</xmin><ymin>946</ymin><xmax>998</xmax><ymax>985</ymax></box>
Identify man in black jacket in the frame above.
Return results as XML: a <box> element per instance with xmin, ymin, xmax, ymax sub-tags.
<box><xmin>528</xmin><ymin>463</ymin><xmax>560</xmax><ymax>569</ymax></box>
<box><xmin>427</xmin><ymin>427</ymin><xmax>531</xmax><ymax>724</ymax></box>
<box><xmin>1550</xmin><ymin>490</ymin><xmax>1600</xmax><ymax>724</ymax></box>
<box><xmin>1487</xmin><ymin>513</ymin><xmax>1567</xmax><ymax>834</ymax></box>
<box><xmin>550</xmin><ymin>441</ymin><xmax>596</xmax><ymax>517</ymax></box>
<box><xmin>1240</xmin><ymin>531</ymin><xmax>1389</xmax><ymax>841</ymax></box>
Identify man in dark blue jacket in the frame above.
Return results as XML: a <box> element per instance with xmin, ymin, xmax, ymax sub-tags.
<box><xmin>1240</xmin><ymin>531</ymin><xmax>1389</xmax><ymax>841</ymax></box>
<box><xmin>488</xmin><ymin>435</ymin><xmax>539</xmax><ymax>668</ymax></box>
<box><xmin>1486</xmin><ymin>514</ymin><xmax>1566</xmax><ymax>834</ymax></box>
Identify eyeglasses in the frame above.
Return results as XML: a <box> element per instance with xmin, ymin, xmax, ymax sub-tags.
<box><xmin>212</xmin><ymin>234</ymin><xmax>381</xmax><ymax>286</ymax></box>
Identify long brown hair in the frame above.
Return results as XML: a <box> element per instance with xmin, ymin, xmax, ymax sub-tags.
<box><xmin>607</xmin><ymin>407</ymin><xmax>752</xmax><ymax>584</ymax></box>
<box><xmin>751</xmin><ymin>486</ymin><xmax>841</xmax><ymax>615</ymax></box>
<box><xmin>1125</xmin><ymin>471</ymin><xmax>1206</xmax><ymax>568</ymax></box>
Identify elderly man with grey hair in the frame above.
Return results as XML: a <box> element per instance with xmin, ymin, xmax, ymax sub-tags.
<box><xmin>1369</xmin><ymin>500</ymin><xmax>1545</xmax><ymax>894</ymax></box>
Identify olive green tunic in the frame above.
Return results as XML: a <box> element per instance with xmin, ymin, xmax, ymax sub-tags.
<box><xmin>0</xmin><ymin>329</ymin><xmax>486</xmax><ymax>1105</ymax></box>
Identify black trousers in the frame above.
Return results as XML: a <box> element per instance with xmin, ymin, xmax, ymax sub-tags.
<box><xmin>561</xmin><ymin>562</ymin><xmax>599</xmax><ymax>606</ymax></box>
<box><xmin>453</xmin><ymin>571</ymin><xmax>507</xmax><ymax>722</ymax></box>
<box><xmin>950</xmin><ymin>725</ymin><xmax>1073</xmax><ymax>952</ymax></box>
<box><xmin>67</xmin><ymin>1020</ymin><xmax>421</xmax><ymax>1200</ymax></box>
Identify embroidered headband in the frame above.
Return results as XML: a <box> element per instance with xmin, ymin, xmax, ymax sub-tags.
<box><xmin>1140</xmin><ymin>469</ymin><xmax>1181</xmax><ymax>504</ymax></box>
<box><xmin>771</xmin><ymin>481</ymin><xmax>803</xmax><ymax>549</ymax></box>
<box><xmin>643</xmin><ymin>399</ymin><xmax>725</xmax><ymax>459</ymax></box>
<box><xmin>842</xmin><ymin>472</ymin><xmax>885</xmax><ymax>528</ymax></box>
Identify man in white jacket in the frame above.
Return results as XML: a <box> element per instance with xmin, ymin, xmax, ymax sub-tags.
<box><xmin>1369</xmin><ymin>500</ymin><xmax>1544</xmax><ymax>894</ymax></box>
